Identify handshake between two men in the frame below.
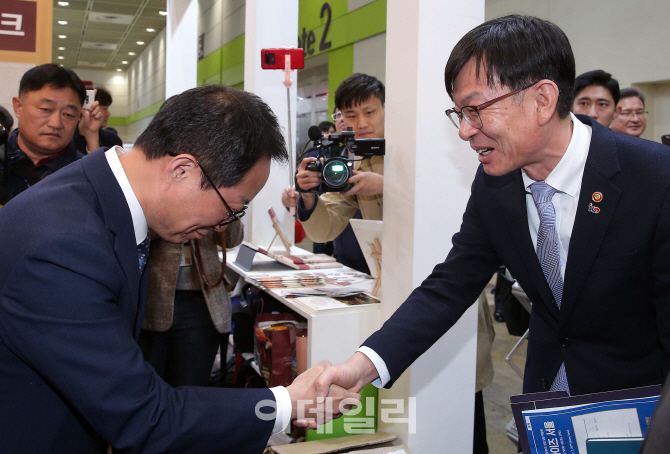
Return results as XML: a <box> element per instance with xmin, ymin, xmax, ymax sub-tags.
<box><xmin>287</xmin><ymin>353</ymin><xmax>378</xmax><ymax>429</ymax></box>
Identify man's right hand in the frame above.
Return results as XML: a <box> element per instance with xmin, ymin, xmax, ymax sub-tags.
<box><xmin>295</xmin><ymin>157</ymin><xmax>321</xmax><ymax>210</ymax></box>
<box><xmin>314</xmin><ymin>352</ymin><xmax>380</xmax><ymax>403</ymax></box>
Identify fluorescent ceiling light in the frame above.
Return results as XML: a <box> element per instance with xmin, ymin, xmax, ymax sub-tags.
<box><xmin>146</xmin><ymin>28</ymin><xmax>155</xmax><ymax>32</ymax></box>
<box><xmin>58</xmin><ymin>1</ymin><xmax>69</xmax><ymax>6</ymax></box>
<box><xmin>58</xmin><ymin>47</ymin><xmax>65</xmax><ymax>50</ymax></box>
<box><xmin>58</xmin><ymin>35</ymin><xmax>67</xmax><ymax>39</ymax></box>
<box><xmin>159</xmin><ymin>11</ymin><xmax>167</xmax><ymax>16</ymax></box>
<box><xmin>58</xmin><ymin>56</ymin><xmax>64</xmax><ymax>60</ymax></box>
<box><xmin>58</xmin><ymin>21</ymin><xmax>68</xmax><ymax>25</ymax></box>
<box><xmin>117</xmin><ymin>69</ymin><xmax>122</xmax><ymax>72</ymax></box>
<box><xmin>128</xmin><ymin>52</ymin><xmax>136</xmax><ymax>56</ymax></box>
<box><xmin>122</xmin><ymin>61</ymin><xmax>128</xmax><ymax>64</ymax></box>
<box><xmin>136</xmin><ymin>41</ymin><xmax>144</xmax><ymax>45</ymax></box>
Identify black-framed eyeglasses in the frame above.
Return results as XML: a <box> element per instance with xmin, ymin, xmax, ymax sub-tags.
<box><xmin>445</xmin><ymin>81</ymin><xmax>540</xmax><ymax>130</ymax></box>
<box><xmin>196</xmin><ymin>160</ymin><xmax>247</xmax><ymax>228</ymax></box>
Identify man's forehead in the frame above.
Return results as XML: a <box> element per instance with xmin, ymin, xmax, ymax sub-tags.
<box><xmin>24</xmin><ymin>86</ymin><xmax>82</xmax><ymax>108</ymax></box>
<box><xmin>343</xmin><ymin>96</ymin><xmax>382</xmax><ymax>111</ymax></box>
<box><xmin>452</xmin><ymin>60</ymin><xmax>499</xmax><ymax>105</ymax></box>
<box><xmin>620</xmin><ymin>97</ymin><xmax>644</xmax><ymax>108</ymax></box>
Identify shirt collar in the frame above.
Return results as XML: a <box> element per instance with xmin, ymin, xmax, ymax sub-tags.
<box><xmin>522</xmin><ymin>112</ymin><xmax>592</xmax><ymax>197</ymax></box>
<box><xmin>105</xmin><ymin>146</ymin><xmax>148</xmax><ymax>245</ymax></box>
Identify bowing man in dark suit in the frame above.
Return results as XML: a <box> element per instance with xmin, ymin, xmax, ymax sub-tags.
<box><xmin>0</xmin><ymin>85</ymin><xmax>358</xmax><ymax>453</ymax></box>
<box><xmin>313</xmin><ymin>15</ymin><xmax>670</xmax><ymax>410</ymax></box>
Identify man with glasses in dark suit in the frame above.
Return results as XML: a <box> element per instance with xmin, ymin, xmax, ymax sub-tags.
<box><xmin>314</xmin><ymin>16</ymin><xmax>670</xmax><ymax>438</ymax></box>
<box><xmin>0</xmin><ymin>85</ymin><xmax>359</xmax><ymax>453</ymax></box>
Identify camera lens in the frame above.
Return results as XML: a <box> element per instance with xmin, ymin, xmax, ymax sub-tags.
<box><xmin>322</xmin><ymin>160</ymin><xmax>349</xmax><ymax>188</ymax></box>
<box><xmin>265</xmin><ymin>52</ymin><xmax>276</xmax><ymax>66</ymax></box>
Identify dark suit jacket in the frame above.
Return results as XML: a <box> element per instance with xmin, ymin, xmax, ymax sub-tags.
<box><xmin>364</xmin><ymin>115</ymin><xmax>670</xmax><ymax>396</ymax></box>
<box><xmin>0</xmin><ymin>149</ymin><xmax>274</xmax><ymax>453</ymax></box>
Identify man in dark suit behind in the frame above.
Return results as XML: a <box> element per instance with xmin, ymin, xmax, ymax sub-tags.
<box><xmin>0</xmin><ymin>85</ymin><xmax>358</xmax><ymax>453</ymax></box>
<box><xmin>314</xmin><ymin>14</ymin><xmax>670</xmax><ymax>430</ymax></box>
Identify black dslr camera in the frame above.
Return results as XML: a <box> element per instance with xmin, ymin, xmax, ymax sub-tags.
<box><xmin>297</xmin><ymin>125</ymin><xmax>385</xmax><ymax>193</ymax></box>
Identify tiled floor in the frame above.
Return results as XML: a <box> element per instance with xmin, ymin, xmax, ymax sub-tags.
<box><xmin>482</xmin><ymin>288</ymin><xmax>527</xmax><ymax>454</ymax></box>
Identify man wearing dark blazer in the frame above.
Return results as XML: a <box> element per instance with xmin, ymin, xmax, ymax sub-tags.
<box><xmin>0</xmin><ymin>85</ymin><xmax>358</xmax><ymax>453</ymax></box>
<box><xmin>314</xmin><ymin>14</ymin><xmax>670</xmax><ymax>420</ymax></box>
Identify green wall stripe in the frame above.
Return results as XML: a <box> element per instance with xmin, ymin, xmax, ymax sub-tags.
<box><xmin>198</xmin><ymin>34</ymin><xmax>245</xmax><ymax>87</ymax></box>
<box><xmin>299</xmin><ymin>0</ymin><xmax>348</xmax><ymax>32</ymax></box>
<box><xmin>107</xmin><ymin>117</ymin><xmax>126</xmax><ymax>126</ymax></box>
<box><xmin>328</xmin><ymin>43</ymin><xmax>354</xmax><ymax>114</ymax></box>
<box><xmin>197</xmin><ymin>48</ymin><xmax>223</xmax><ymax>85</ymax></box>
<box><xmin>127</xmin><ymin>100</ymin><xmax>164</xmax><ymax>125</ymax></box>
<box><xmin>108</xmin><ymin>100</ymin><xmax>165</xmax><ymax>126</ymax></box>
<box><xmin>302</xmin><ymin>0</ymin><xmax>386</xmax><ymax>60</ymax></box>
<box><xmin>220</xmin><ymin>34</ymin><xmax>245</xmax><ymax>71</ymax></box>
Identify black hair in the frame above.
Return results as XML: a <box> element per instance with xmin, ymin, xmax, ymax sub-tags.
<box><xmin>18</xmin><ymin>63</ymin><xmax>86</xmax><ymax>105</ymax></box>
<box><xmin>444</xmin><ymin>15</ymin><xmax>575</xmax><ymax>119</ymax></box>
<box><xmin>0</xmin><ymin>105</ymin><xmax>14</xmax><ymax>132</ymax></box>
<box><xmin>618</xmin><ymin>87</ymin><xmax>644</xmax><ymax>107</ymax></box>
<box><xmin>573</xmin><ymin>70</ymin><xmax>620</xmax><ymax>106</ymax></box>
<box><xmin>335</xmin><ymin>73</ymin><xmax>385</xmax><ymax>110</ymax></box>
<box><xmin>135</xmin><ymin>85</ymin><xmax>288</xmax><ymax>189</ymax></box>
<box><xmin>319</xmin><ymin>121</ymin><xmax>335</xmax><ymax>133</ymax></box>
<box><xmin>95</xmin><ymin>87</ymin><xmax>113</xmax><ymax>107</ymax></box>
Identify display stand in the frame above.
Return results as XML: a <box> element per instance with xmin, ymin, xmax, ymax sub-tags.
<box><xmin>268</xmin><ymin>207</ymin><xmax>292</xmax><ymax>254</ymax></box>
<box><xmin>225</xmin><ymin>245</ymin><xmax>381</xmax><ymax>368</ymax></box>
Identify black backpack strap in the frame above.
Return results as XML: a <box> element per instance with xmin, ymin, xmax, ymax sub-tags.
<box><xmin>9</xmin><ymin>158</ymin><xmax>46</xmax><ymax>186</ymax></box>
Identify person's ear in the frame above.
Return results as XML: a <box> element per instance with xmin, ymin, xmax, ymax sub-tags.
<box><xmin>167</xmin><ymin>154</ymin><xmax>199</xmax><ymax>183</ymax></box>
<box><xmin>534</xmin><ymin>80</ymin><xmax>560</xmax><ymax>126</ymax></box>
<box><xmin>12</xmin><ymin>96</ymin><xmax>22</xmax><ymax>119</ymax></box>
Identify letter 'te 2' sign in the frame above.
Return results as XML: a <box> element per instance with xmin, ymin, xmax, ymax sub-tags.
<box><xmin>0</xmin><ymin>0</ymin><xmax>37</xmax><ymax>53</ymax></box>
<box><xmin>297</xmin><ymin>2</ymin><xmax>333</xmax><ymax>57</ymax></box>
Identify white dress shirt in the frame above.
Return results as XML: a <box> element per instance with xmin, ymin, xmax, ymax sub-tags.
<box><xmin>105</xmin><ymin>147</ymin><xmax>291</xmax><ymax>433</ymax></box>
<box><xmin>521</xmin><ymin>113</ymin><xmax>592</xmax><ymax>279</ymax></box>
<box><xmin>359</xmin><ymin>113</ymin><xmax>592</xmax><ymax>388</ymax></box>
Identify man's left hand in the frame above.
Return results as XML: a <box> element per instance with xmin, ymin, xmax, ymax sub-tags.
<box><xmin>79</xmin><ymin>101</ymin><xmax>104</xmax><ymax>136</ymax></box>
<box><xmin>341</xmin><ymin>170</ymin><xmax>383</xmax><ymax>197</ymax></box>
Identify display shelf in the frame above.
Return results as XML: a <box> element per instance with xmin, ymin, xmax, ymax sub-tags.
<box><xmin>225</xmin><ymin>245</ymin><xmax>382</xmax><ymax>367</ymax></box>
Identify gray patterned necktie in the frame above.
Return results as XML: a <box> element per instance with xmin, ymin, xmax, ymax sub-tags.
<box><xmin>530</xmin><ymin>181</ymin><xmax>570</xmax><ymax>393</ymax></box>
<box><xmin>137</xmin><ymin>234</ymin><xmax>150</xmax><ymax>272</ymax></box>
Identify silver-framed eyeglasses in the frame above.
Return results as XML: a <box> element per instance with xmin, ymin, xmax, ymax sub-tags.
<box><xmin>618</xmin><ymin>110</ymin><xmax>647</xmax><ymax>119</ymax></box>
<box><xmin>196</xmin><ymin>160</ymin><xmax>247</xmax><ymax>228</ymax></box>
<box><xmin>445</xmin><ymin>81</ymin><xmax>540</xmax><ymax>130</ymax></box>
<box><xmin>331</xmin><ymin>111</ymin><xmax>342</xmax><ymax>121</ymax></box>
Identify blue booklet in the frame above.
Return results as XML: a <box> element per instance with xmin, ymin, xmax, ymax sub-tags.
<box><xmin>522</xmin><ymin>395</ymin><xmax>658</xmax><ymax>454</ymax></box>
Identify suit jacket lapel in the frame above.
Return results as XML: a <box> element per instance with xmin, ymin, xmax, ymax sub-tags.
<box><xmin>81</xmin><ymin>150</ymin><xmax>142</xmax><ymax>332</ymax></box>
<box><xmin>560</xmin><ymin>117</ymin><xmax>621</xmax><ymax>327</ymax></box>
<box><xmin>496</xmin><ymin>172</ymin><xmax>561</xmax><ymax>324</ymax></box>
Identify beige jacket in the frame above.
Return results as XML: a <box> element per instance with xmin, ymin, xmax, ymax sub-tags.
<box><xmin>300</xmin><ymin>155</ymin><xmax>383</xmax><ymax>243</ymax></box>
<box><xmin>142</xmin><ymin>222</ymin><xmax>243</xmax><ymax>333</ymax></box>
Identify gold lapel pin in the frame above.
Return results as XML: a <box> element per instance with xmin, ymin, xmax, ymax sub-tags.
<box><xmin>592</xmin><ymin>192</ymin><xmax>603</xmax><ymax>203</ymax></box>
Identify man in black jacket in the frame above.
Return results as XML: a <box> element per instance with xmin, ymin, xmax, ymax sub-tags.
<box><xmin>0</xmin><ymin>64</ymin><xmax>96</xmax><ymax>205</ymax></box>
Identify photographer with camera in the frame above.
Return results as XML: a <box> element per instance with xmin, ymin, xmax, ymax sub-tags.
<box><xmin>295</xmin><ymin>73</ymin><xmax>385</xmax><ymax>243</ymax></box>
